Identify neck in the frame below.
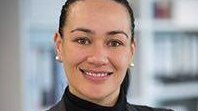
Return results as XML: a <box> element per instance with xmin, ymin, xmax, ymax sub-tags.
<box><xmin>90</xmin><ymin>89</ymin><xmax>120</xmax><ymax>107</ymax></box>
<box><xmin>69</xmin><ymin>87</ymin><xmax>120</xmax><ymax>107</ymax></box>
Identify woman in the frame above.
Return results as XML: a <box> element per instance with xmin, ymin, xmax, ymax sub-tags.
<box><xmin>48</xmin><ymin>0</ymin><xmax>173</xmax><ymax>111</ymax></box>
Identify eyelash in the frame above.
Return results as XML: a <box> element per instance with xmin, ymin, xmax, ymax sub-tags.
<box><xmin>107</xmin><ymin>39</ymin><xmax>124</xmax><ymax>47</ymax></box>
<box><xmin>73</xmin><ymin>37</ymin><xmax>124</xmax><ymax>47</ymax></box>
<box><xmin>73</xmin><ymin>37</ymin><xmax>91</xmax><ymax>45</ymax></box>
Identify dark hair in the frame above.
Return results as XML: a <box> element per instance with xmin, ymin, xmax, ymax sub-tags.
<box><xmin>58</xmin><ymin>0</ymin><xmax>134</xmax><ymax>94</ymax></box>
<box><xmin>58</xmin><ymin>0</ymin><xmax>135</xmax><ymax>42</ymax></box>
<box><xmin>121</xmin><ymin>69</ymin><xmax>130</xmax><ymax>95</ymax></box>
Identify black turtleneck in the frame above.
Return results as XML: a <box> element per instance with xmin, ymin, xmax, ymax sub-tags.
<box><xmin>63</xmin><ymin>87</ymin><xmax>127</xmax><ymax>111</ymax></box>
<box><xmin>47</xmin><ymin>87</ymin><xmax>174</xmax><ymax>111</ymax></box>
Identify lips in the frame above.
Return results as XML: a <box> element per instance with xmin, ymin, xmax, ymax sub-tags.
<box><xmin>79</xmin><ymin>68</ymin><xmax>113</xmax><ymax>79</ymax></box>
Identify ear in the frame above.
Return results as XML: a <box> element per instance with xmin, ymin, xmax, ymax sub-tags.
<box><xmin>131</xmin><ymin>39</ymin><xmax>136</xmax><ymax>55</ymax></box>
<box><xmin>54</xmin><ymin>32</ymin><xmax>63</xmax><ymax>60</ymax></box>
<box><xmin>130</xmin><ymin>39</ymin><xmax>136</xmax><ymax>63</ymax></box>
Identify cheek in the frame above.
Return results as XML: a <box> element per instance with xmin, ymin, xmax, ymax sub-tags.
<box><xmin>65</xmin><ymin>50</ymin><xmax>84</xmax><ymax>63</ymax></box>
<box><xmin>62</xmin><ymin>46</ymin><xmax>89</xmax><ymax>87</ymax></box>
<box><xmin>61</xmin><ymin>44</ymin><xmax>86</xmax><ymax>75</ymax></box>
<box><xmin>63</xmin><ymin>46</ymin><xmax>86</xmax><ymax>68</ymax></box>
<box><xmin>111</xmin><ymin>50</ymin><xmax>131</xmax><ymax>71</ymax></box>
<box><xmin>109</xmin><ymin>51</ymin><xmax>130</xmax><ymax>87</ymax></box>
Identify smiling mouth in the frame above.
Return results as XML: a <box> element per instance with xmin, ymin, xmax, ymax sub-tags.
<box><xmin>79</xmin><ymin>68</ymin><xmax>113</xmax><ymax>78</ymax></box>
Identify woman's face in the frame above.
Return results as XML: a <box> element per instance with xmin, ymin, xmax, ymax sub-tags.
<box><xmin>55</xmin><ymin>0</ymin><xmax>135</xmax><ymax>106</ymax></box>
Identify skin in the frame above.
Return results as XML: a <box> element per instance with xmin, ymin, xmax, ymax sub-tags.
<box><xmin>54</xmin><ymin>0</ymin><xmax>136</xmax><ymax>107</ymax></box>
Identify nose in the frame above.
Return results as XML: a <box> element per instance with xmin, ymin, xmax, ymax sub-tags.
<box><xmin>87</xmin><ymin>45</ymin><xmax>109</xmax><ymax>66</ymax></box>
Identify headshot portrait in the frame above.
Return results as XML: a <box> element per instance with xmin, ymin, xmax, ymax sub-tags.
<box><xmin>48</xmin><ymin>0</ymin><xmax>173</xmax><ymax>111</ymax></box>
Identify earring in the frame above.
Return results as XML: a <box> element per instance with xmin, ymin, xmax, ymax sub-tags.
<box><xmin>55</xmin><ymin>56</ymin><xmax>62</xmax><ymax>62</ymax></box>
<box><xmin>55</xmin><ymin>56</ymin><xmax>59</xmax><ymax>60</ymax></box>
<box><xmin>130</xmin><ymin>63</ymin><xmax>135</xmax><ymax>67</ymax></box>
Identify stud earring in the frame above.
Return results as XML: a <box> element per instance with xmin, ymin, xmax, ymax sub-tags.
<box><xmin>55</xmin><ymin>56</ymin><xmax>59</xmax><ymax>60</ymax></box>
<box><xmin>130</xmin><ymin>63</ymin><xmax>135</xmax><ymax>67</ymax></box>
<box><xmin>55</xmin><ymin>56</ymin><xmax>62</xmax><ymax>62</ymax></box>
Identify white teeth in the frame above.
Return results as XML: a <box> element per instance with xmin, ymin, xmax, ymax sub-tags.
<box><xmin>84</xmin><ymin>71</ymin><xmax>108</xmax><ymax>77</ymax></box>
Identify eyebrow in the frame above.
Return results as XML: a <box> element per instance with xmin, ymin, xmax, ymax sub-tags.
<box><xmin>71</xmin><ymin>27</ymin><xmax>129</xmax><ymax>38</ymax></box>
<box><xmin>71</xmin><ymin>27</ymin><xmax>95</xmax><ymax>34</ymax></box>
<box><xmin>107</xmin><ymin>30</ymin><xmax>129</xmax><ymax>39</ymax></box>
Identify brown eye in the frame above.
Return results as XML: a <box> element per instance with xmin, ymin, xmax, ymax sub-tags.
<box><xmin>108</xmin><ymin>40</ymin><xmax>123</xmax><ymax>47</ymax></box>
<box><xmin>75</xmin><ymin>38</ymin><xmax>91</xmax><ymax>45</ymax></box>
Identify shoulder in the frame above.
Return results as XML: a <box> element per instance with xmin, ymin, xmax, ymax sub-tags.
<box><xmin>126</xmin><ymin>103</ymin><xmax>174</xmax><ymax>111</ymax></box>
<box><xmin>46</xmin><ymin>99</ymin><xmax>66</xmax><ymax>111</ymax></box>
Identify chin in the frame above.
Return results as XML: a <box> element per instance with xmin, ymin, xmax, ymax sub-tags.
<box><xmin>79</xmin><ymin>83</ymin><xmax>118</xmax><ymax>102</ymax></box>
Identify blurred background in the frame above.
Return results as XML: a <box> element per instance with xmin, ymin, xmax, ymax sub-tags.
<box><xmin>0</xmin><ymin>0</ymin><xmax>198</xmax><ymax>111</ymax></box>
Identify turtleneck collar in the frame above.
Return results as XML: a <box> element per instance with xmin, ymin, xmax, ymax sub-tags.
<box><xmin>63</xmin><ymin>86</ymin><xmax>127</xmax><ymax>111</ymax></box>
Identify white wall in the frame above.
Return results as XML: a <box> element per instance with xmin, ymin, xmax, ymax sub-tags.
<box><xmin>0</xmin><ymin>0</ymin><xmax>23</xmax><ymax>111</ymax></box>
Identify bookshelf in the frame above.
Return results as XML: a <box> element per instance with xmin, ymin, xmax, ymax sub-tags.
<box><xmin>22</xmin><ymin>0</ymin><xmax>198</xmax><ymax>111</ymax></box>
<box><xmin>21</xmin><ymin>0</ymin><xmax>67</xmax><ymax>110</ymax></box>
<box><xmin>128</xmin><ymin>0</ymin><xmax>198</xmax><ymax>111</ymax></box>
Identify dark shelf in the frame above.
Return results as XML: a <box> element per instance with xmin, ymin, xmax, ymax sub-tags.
<box><xmin>155</xmin><ymin>73</ymin><xmax>198</xmax><ymax>84</ymax></box>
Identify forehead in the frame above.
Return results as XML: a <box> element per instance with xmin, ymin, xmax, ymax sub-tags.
<box><xmin>69</xmin><ymin>0</ymin><xmax>130</xmax><ymax>22</ymax></box>
<box><xmin>72</xmin><ymin>0</ymin><xmax>126</xmax><ymax>11</ymax></box>
<box><xmin>65</xmin><ymin>0</ymin><xmax>131</xmax><ymax>33</ymax></box>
